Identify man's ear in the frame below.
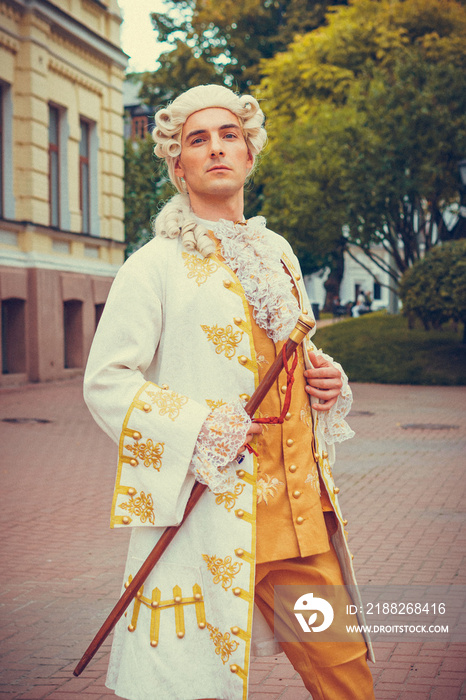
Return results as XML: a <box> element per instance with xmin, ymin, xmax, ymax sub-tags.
<box><xmin>246</xmin><ymin>149</ymin><xmax>254</xmax><ymax>172</ymax></box>
<box><xmin>174</xmin><ymin>157</ymin><xmax>184</xmax><ymax>178</ymax></box>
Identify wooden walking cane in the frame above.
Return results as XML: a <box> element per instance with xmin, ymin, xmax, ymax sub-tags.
<box><xmin>73</xmin><ymin>314</ymin><xmax>315</xmax><ymax>677</ymax></box>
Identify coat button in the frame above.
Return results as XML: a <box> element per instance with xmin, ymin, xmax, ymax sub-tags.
<box><xmin>236</xmin><ymin>510</ymin><xmax>244</xmax><ymax>518</ymax></box>
<box><xmin>334</xmin><ymin>486</ymin><xmax>340</xmax><ymax>494</ymax></box>
<box><xmin>231</xmin><ymin>626</ymin><xmax>240</xmax><ymax>635</ymax></box>
<box><xmin>235</xmin><ymin>548</ymin><xmax>244</xmax><ymax>557</ymax></box>
<box><xmin>322</xmin><ymin>451</ymin><xmax>328</xmax><ymax>459</ymax></box>
<box><xmin>223</xmin><ymin>279</ymin><xmax>232</xmax><ymax>288</ymax></box>
<box><xmin>240</xmin><ymin>393</ymin><xmax>250</xmax><ymax>401</ymax></box>
<box><xmin>174</xmin><ymin>596</ymin><xmax>182</xmax><ymax>603</ymax></box>
<box><xmin>237</xmin><ymin>469</ymin><xmax>245</xmax><ymax>478</ymax></box>
<box><xmin>132</xmin><ymin>431</ymin><xmax>141</xmax><ymax>441</ymax></box>
<box><xmin>177</xmin><ymin>631</ymin><xmax>185</xmax><ymax>638</ymax></box>
<box><xmin>289</xmin><ymin>464</ymin><xmax>298</xmax><ymax>473</ymax></box>
<box><xmin>285</xmin><ymin>412</ymin><xmax>292</xmax><ymax>420</ymax></box>
<box><xmin>128</xmin><ymin>624</ymin><xmax>136</xmax><ymax>632</ymax></box>
<box><xmin>281</xmin><ymin>384</ymin><xmax>287</xmax><ymax>394</ymax></box>
<box><xmin>239</xmin><ymin>356</ymin><xmax>248</xmax><ymax>365</ymax></box>
<box><xmin>194</xmin><ymin>593</ymin><xmax>202</xmax><ymax>600</ymax></box>
<box><xmin>198</xmin><ymin>622</ymin><xmax>206</xmax><ymax>629</ymax></box>
<box><xmin>130</xmin><ymin>458</ymin><xmax>138</xmax><ymax>467</ymax></box>
<box><xmin>150</xmin><ymin>640</ymin><xmax>158</xmax><ymax>647</ymax></box>
<box><xmin>314</xmin><ymin>452</ymin><xmax>319</xmax><ymax>461</ymax></box>
<box><xmin>286</xmin><ymin>438</ymin><xmax>294</xmax><ymax>447</ymax></box>
<box><xmin>296</xmin><ymin>516</ymin><xmax>304</xmax><ymax>525</ymax></box>
<box><xmin>292</xmin><ymin>490</ymin><xmax>301</xmax><ymax>499</ymax></box>
<box><xmin>122</xmin><ymin>516</ymin><xmax>130</xmax><ymax>525</ymax></box>
<box><xmin>233</xmin><ymin>587</ymin><xmax>241</xmax><ymax>596</ymax></box>
<box><xmin>230</xmin><ymin>664</ymin><xmax>238</xmax><ymax>673</ymax></box>
<box><xmin>296</xmin><ymin>274</ymin><xmax>301</xmax><ymax>281</ymax></box>
<box><xmin>143</xmin><ymin>403</ymin><xmax>151</xmax><ymax>412</ymax></box>
<box><xmin>343</xmin><ymin>519</ymin><xmax>348</xmax><ymax>526</ymax></box>
<box><xmin>234</xmin><ymin>317</ymin><xmax>242</xmax><ymax>325</ymax></box>
<box><xmin>302</xmin><ymin>308</ymin><xmax>308</xmax><ymax>314</ymax></box>
<box><xmin>128</xmin><ymin>487</ymin><xmax>137</xmax><ymax>496</ymax></box>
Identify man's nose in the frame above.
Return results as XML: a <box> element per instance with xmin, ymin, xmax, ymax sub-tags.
<box><xmin>210</xmin><ymin>135</ymin><xmax>224</xmax><ymax>156</ymax></box>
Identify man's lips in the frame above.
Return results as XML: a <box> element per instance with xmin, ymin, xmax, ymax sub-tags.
<box><xmin>207</xmin><ymin>164</ymin><xmax>232</xmax><ymax>172</ymax></box>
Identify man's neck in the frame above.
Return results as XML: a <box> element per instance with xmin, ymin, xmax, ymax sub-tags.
<box><xmin>188</xmin><ymin>191</ymin><xmax>245</xmax><ymax>223</ymax></box>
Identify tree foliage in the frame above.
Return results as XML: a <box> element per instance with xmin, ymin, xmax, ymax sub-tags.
<box><xmin>140</xmin><ymin>0</ymin><xmax>347</xmax><ymax>106</ymax></box>
<box><xmin>399</xmin><ymin>240</ymin><xmax>466</xmax><ymax>341</ymax></box>
<box><xmin>255</xmin><ymin>0</ymin><xmax>466</xmax><ymax>284</ymax></box>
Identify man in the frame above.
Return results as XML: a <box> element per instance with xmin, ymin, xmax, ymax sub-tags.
<box><xmin>84</xmin><ymin>84</ymin><xmax>375</xmax><ymax>700</ymax></box>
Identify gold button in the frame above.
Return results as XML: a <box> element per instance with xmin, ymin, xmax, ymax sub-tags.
<box><xmin>127</xmin><ymin>487</ymin><xmax>137</xmax><ymax>496</ymax></box>
<box><xmin>132</xmin><ymin>431</ymin><xmax>141</xmax><ymax>441</ymax></box>
<box><xmin>343</xmin><ymin>519</ymin><xmax>348</xmax><ymax>526</ymax></box>
<box><xmin>231</xmin><ymin>626</ymin><xmax>240</xmax><ymax>635</ymax></box>
<box><xmin>177</xmin><ymin>631</ymin><xmax>184</xmax><ymax>638</ymax></box>
<box><xmin>128</xmin><ymin>624</ymin><xmax>136</xmax><ymax>632</ymax></box>
<box><xmin>334</xmin><ymin>487</ymin><xmax>340</xmax><ymax>494</ymax></box>
<box><xmin>314</xmin><ymin>452</ymin><xmax>319</xmax><ymax>461</ymax></box>
<box><xmin>230</xmin><ymin>664</ymin><xmax>238</xmax><ymax>673</ymax></box>
<box><xmin>143</xmin><ymin>403</ymin><xmax>151</xmax><ymax>412</ymax></box>
<box><xmin>292</xmin><ymin>490</ymin><xmax>301</xmax><ymax>499</ymax></box>
<box><xmin>124</xmin><ymin>581</ymin><xmax>130</xmax><ymax>589</ymax></box>
<box><xmin>223</xmin><ymin>279</ymin><xmax>232</xmax><ymax>288</ymax></box>
<box><xmin>194</xmin><ymin>593</ymin><xmax>202</xmax><ymax>601</ymax></box>
<box><xmin>351</xmin><ymin>554</ymin><xmax>354</xmax><ymax>560</ymax></box>
<box><xmin>285</xmin><ymin>412</ymin><xmax>292</xmax><ymax>421</ymax></box>
<box><xmin>234</xmin><ymin>317</ymin><xmax>242</xmax><ymax>325</ymax></box>
<box><xmin>238</xmin><ymin>355</ymin><xmax>248</xmax><ymax>365</ymax></box>
<box><xmin>236</xmin><ymin>509</ymin><xmax>244</xmax><ymax>518</ymax></box>
<box><xmin>233</xmin><ymin>587</ymin><xmax>241</xmax><ymax>596</ymax></box>
<box><xmin>198</xmin><ymin>622</ymin><xmax>206</xmax><ymax>629</ymax></box>
<box><xmin>281</xmin><ymin>384</ymin><xmax>287</xmax><ymax>394</ymax></box>
<box><xmin>237</xmin><ymin>469</ymin><xmax>245</xmax><ymax>478</ymax></box>
<box><xmin>129</xmin><ymin>458</ymin><xmax>138</xmax><ymax>467</ymax></box>
<box><xmin>174</xmin><ymin>596</ymin><xmax>182</xmax><ymax>603</ymax></box>
<box><xmin>161</xmin><ymin>384</ymin><xmax>169</xmax><ymax>390</ymax></box>
<box><xmin>151</xmin><ymin>601</ymin><xmax>158</xmax><ymax>608</ymax></box>
<box><xmin>235</xmin><ymin>548</ymin><xmax>244</xmax><ymax>557</ymax></box>
<box><xmin>239</xmin><ymin>393</ymin><xmax>250</xmax><ymax>401</ymax></box>
<box><xmin>286</xmin><ymin>438</ymin><xmax>294</xmax><ymax>447</ymax></box>
<box><xmin>322</xmin><ymin>451</ymin><xmax>328</xmax><ymax>459</ymax></box>
<box><xmin>150</xmin><ymin>640</ymin><xmax>158</xmax><ymax>647</ymax></box>
<box><xmin>122</xmin><ymin>516</ymin><xmax>130</xmax><ymax>525</ymax></box>
<box><xmin>303</xmin><ymin>308</ymin><xmax>308</xmax><ymax>314</ymax></box>
<box><xmin>296</xmin><ymin>274</ymin><xmax>301</xmax><ymax>281</ymax></box>
<box><xmin>289</xmin><ymin>464</ymin><xmax>298</xmax><ymax>473</ymax></box>
<box><xmin>296</xmin><ymin>516</ymin><xmax>304</xmax><ymax>525</ymax></box>
<box><xmin>136</xmin><ymin>591</ymin><xmax>142</xmax><ymax>599</ymax></box>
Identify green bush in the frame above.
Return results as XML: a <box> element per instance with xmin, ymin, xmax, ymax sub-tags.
<box><xmin>315</xmin><ymin>312</ymin><xmax>465</xmax><ymax>385</ymax></box>
<box><xmin>399</xmin><ymin>240</ymin><xmax>466</xmax><ymax>338</ymax></box>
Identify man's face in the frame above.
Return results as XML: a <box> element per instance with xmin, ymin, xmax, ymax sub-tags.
<box><xmin>174</xmin><ymin>107</ymin><xmax>254</xmax><ymax>202</ymax></box>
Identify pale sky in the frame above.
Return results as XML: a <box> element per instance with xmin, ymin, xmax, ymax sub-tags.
<box><xmin>117</xmin><ymin>0</ymin><xmax>170</xmax><ymax>73</ymax></box>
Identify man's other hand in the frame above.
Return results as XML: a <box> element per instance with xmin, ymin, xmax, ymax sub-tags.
<box><xmin>304</xmin><ymin>350</ymin><xmax>343</xmax><ymax>412</ymax></box>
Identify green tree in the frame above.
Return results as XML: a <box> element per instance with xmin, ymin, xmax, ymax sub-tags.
<box><xmin>399</xmin><ymin>240</ymin><xmax>466</xmax><ymax>341</ymax></box>
<box><xmin>124</xmin><ymin>135</ymin><xmax>172</xmax><ymax>255</ymax></box>
<box><xmin>140</xmin><ymin>0</ymin><xmax>347</xmax><ymax>106</ymax></box>
<box><xmin>255</xmin><ymin>0</ymin><xmax>466</xmax><ymax>301</ymax></box>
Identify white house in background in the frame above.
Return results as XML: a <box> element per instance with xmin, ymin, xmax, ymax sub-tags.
<box><xmin>304</xmin><ymin>243</ymin><xmax>392</xmax><ymax>313</ymax></box>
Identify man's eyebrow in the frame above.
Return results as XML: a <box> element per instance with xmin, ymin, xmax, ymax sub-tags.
<box><xmin>184</xmin><ymin>124</ymin><xmax>241</xmax><ymax>141</ymax></box>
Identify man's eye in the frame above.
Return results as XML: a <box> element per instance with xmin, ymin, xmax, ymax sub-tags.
<box><xmin>224</xmin><ymin>133</ymin><xmax>237</xmax><ymax>139</ymax></box>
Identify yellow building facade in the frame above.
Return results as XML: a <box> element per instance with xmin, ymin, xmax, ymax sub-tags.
<box><xmin>0</xmin><ymin>0</ymin><xmax>127</xmax><ymax>384</ymax></box>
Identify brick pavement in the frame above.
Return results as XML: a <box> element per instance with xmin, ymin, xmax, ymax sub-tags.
<box><xmin>0</xmin><ymin>378</ymin><xmax>465</xmax><ymax>700</ymax></box>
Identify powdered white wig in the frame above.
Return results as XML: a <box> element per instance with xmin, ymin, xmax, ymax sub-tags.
<box><xmin>152</xmin><ymin>84</ymin><xmax>267</xmax><ymax>256</ymax></box>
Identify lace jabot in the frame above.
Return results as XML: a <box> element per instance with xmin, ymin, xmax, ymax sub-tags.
<box><xmin>196</xmin><ymin>216</ymin><xmax>301</xmax><ymax>343</ymax></box>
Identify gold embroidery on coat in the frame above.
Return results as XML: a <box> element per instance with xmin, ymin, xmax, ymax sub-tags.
<box><xmin>206</xmin><ymin>622</ymin><xmax>240</xmax><ymax>664</ymax></box>
<box><xmin>300</xmin><ymin>403</ymin><xmax>313</xmax><ymax>428</ymax></box>
<box><xmin>257</xmin><ymin>474</ymin><xmax>284</xmax><ymax>505</ymax></box>
<box><xmin>125</xmin><ymin>437</ymin><xmax>164</xmax><ymax>470</ymax></box>
<box><xmin>206</xmin><ymin>399</ymin><xmax>227</xmax><ymax>410</ymax></box>
<box><xmin>305</xmin><ymin>468</ymin><xmax>321</xmax><ymax>494</ymax></box>
<box><xmin>126</xmin><ymin>581</ymin><xmax>206</xmax><ymax>646</ymax></box>
<box><xmin>201</xmin><ymin>324</ymin><xmax>243</xmax><ymax>360</ymax></box>
<box><xmin>182</xmin><ymin>251</ymin><xmax>219</xmax><ymax>286</ymax></box>
<box><xmin>120</xmin><ymin>491</ymin><xmax>156</xmax><ymax>524</ymax></box>
<box><xmin>214</xmin><ymin>482</ymin><xmax>244</xmax><ymax>511</ymax></box>
<box><xmin>256</xmin><ymin>354</ymin><xmax>269</xmax><ymax>367</ymax></box>
<box><xmin>202</xmin><ymin>554</ymin><xmax>242</xmax><ymax>590</ymax></box>
<box><xmin>147</xmin><ymin>389</ymin><xmax>188</xmax><ymax>421</ymax></box>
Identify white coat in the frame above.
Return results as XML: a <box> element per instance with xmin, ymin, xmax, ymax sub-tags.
<box><xmin>84</xmin><ymin>229</ymin><xmax>374</xmax><ymax>700</ymax></box>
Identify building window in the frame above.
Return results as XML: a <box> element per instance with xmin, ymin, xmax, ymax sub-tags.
<box><xmin>63</xmin><ymin>300</ymin><xmax>83</xmax><ymax>369</ymax></box>
<box><xmin>0</xmin><ymin>81</ymin><xmax>15</xmax><ymax>220</ymax></box>
<box><xmin>373</xmin><ymin>282</ymin><xmax>381</xmax><ymax>300</ymax></box>
<box><xmin>80</xmin><ymin>119</ymin><xmax>90</xmax><ymax>233</ymax></box>
<box><xmin>132</xmin><ymin>115</ymin><xmax>149</xmax><ymax>140</ymax></box>
<box><xmin>1</xmin><ymin>298</ymin><xmax>26</xmax><ymax>374</ymax></box>
<box><xmin>49</xmin><ymin>105</ymin><xmax>60</xmax><ymax>227</ymax></box>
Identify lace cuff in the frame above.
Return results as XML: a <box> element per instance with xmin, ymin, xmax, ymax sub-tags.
<box><xmin>190</xmin><ymin>401</ymin><xmax>251</xmax><ymax>493</ymax></box>
<box><xmin>315</xmin><ymin>351</ymin><xmax>355</xmax><ymax>445</ymax></box>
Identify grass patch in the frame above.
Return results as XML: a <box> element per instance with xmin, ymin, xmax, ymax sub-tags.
<box><xmin>314</xmin><ymin>312</ymin><xmax>466</xmax><ymax>385</ymax></box>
